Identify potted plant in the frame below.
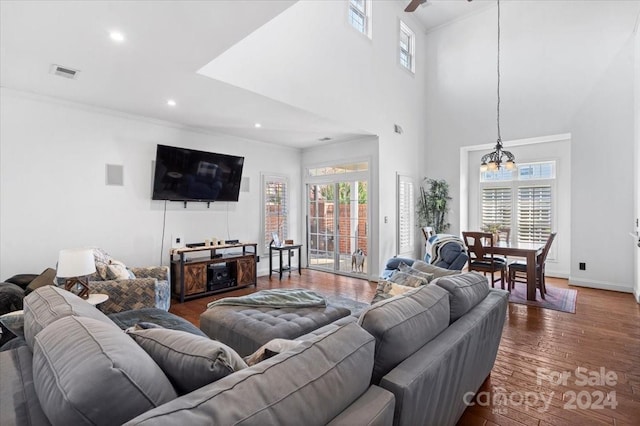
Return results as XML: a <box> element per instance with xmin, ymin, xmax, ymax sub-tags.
<box><xmin>417</xmin><ymin>178</ymin><xmax>451</xmax><ymax>234</ymax></box>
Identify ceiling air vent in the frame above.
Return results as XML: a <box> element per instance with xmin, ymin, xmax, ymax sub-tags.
<box><xmin>319</xmin><ymin>137</ymin><xmax>332</xmax><ymax>142</ymax></box>
<box><xmin>50</xmin><ymin>64</ymin><xmax>80</xmax><ymax>79</ymax></box>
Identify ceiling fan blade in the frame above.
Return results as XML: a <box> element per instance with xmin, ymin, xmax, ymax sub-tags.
<box><xmin>404</xmin><ymin>0</ymin><xmax>426</xmax><ymax>13</ymax></box>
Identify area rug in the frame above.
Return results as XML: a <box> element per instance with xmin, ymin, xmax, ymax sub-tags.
<box><xmin>324</xmin><ymin>295</ymin><xmax>370</xmax><ymax>315</ymax></box>
<box><xmin>508</xmin><ymin>284</ymin><xmax>577</xmax><ymax>314</ymax></box>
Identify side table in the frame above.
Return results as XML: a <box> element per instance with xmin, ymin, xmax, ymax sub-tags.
<box><xmin>86</xmin><ymin>293</ymin><xmax>109</xmax><ymax>306</ymax></box>
<box><xmin>269</xmin><ymin>244</ymin><xmax>303</xmax><ymax>280</ymax></box>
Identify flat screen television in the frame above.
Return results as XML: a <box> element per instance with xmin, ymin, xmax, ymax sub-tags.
<box><xmin>152</xmin><ymin>144</ymin><xmax>244</xmax><ymax>202</ymax></box>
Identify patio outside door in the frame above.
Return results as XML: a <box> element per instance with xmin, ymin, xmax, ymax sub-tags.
<box><xmin>307</xmin><ymin>178</ymin><xmax>368</xmax><ymax>277</ymax></box>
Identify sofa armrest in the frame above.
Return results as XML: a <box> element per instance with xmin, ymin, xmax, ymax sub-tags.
<box><xmin>129</xmin><ymin>266</ymin><xmax>169</xmax><ymax>281</ymax></box>
<box><xmin>128</xmin><ymin>266</ymin><xmax>171</xmax><ymax>311</ymax></box>
<box><xmin>327</xmin><ymin>385</ymin><xmax>395</xmax><ymax>426</ymax></box>
<box><xmin>88</xmin><ymin>278</ymin><xmax>157</xmax><ymax>314</ymax></box>
<box><xmin>379</xmin><ymin>290</ymin><xmax>508</xmax><ymax>426</ymax></box>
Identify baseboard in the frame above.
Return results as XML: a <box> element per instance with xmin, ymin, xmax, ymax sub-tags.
<box><xmin>568</xmin><ymin>277</ymin><xmax>634</xmax><ymax>294</ymax></box>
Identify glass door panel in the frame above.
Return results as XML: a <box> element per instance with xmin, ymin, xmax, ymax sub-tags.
<box><xmin>307</xmin><ymin>184</ymin><xmax>335</xmax><ymax>271</ymax></box>
<box><xmin>307</xmin><ymin>180</ymin><xmax>368</xmax><ymax>277</ymax></box>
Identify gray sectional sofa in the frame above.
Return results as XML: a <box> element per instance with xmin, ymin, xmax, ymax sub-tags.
<box><xmin>1</xmin><ymin>270</ymin><xmax>508</xmax><ymax>426</ymax></box>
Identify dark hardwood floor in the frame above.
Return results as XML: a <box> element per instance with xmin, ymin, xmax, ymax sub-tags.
<box><xmin>169</xmin><ymin>270</ymin><xmax>640</xmax><ymax>426</ymax></box>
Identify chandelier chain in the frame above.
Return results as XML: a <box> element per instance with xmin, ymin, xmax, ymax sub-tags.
<box><xmin>497</xmin><ymin>0</ymin><xmax>501</xmax><ymax>143</ymax></box>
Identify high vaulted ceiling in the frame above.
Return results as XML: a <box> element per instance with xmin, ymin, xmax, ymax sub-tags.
<box><xmin>0</xmin><ymin>0</ymin><xmax>485</xmax><ymax>148</ymax></box>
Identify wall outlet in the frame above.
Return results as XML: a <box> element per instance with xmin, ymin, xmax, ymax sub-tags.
<box><xmin>579</xmin><ymin>262</ymin><xmax>586</xmax><ymax>270</ymax></box>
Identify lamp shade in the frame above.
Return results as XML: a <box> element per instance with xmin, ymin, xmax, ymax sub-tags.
<box><xmin>57</xmin><ymin>248</ymin><xmax>96</xmax><ymax>278</ymax></box>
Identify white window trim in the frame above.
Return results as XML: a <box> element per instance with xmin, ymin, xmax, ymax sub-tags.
<box><xmin>347</xmin><ymin>0</ymin><xmax>372</xmax><ymax>39</ymax></box>
<box><xmin>397</xmin><ymin>174</ymin><xmax>415</xmax><ymax>257</ymax></box>
<box><xmin>261</xmin><ymin>173</ymin><xmax>290</xmax><ymax>253</ymax></box>
<box><xmin>399</xmin><ymin>20</ymin><xmax>416</xmax><ymax>74</ymax></box>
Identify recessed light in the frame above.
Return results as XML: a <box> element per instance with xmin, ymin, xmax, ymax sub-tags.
<box><xmin>254</xmin><ymin>123</ymin><xmax>262</xmax><ymax>128</ymax></box>
<box><xmin>109</xmin><ymin>31</ymin><xmax>125</xmax><ymax>42</ymax></box>
<box><xmin>167</xmin><ymin>99</ymin><xmax>177</xmax><ymax>107</ymax></box>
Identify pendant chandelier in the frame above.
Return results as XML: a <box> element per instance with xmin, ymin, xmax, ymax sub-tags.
<box><xmin>480</xmin><ymin>0</ymin><xmax>515</xmax><ymax>172</ymax></box>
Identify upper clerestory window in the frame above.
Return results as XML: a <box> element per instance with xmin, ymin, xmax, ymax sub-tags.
<box><xmin>348</xmin><ymin>0</ymin><xmax>372</xmax><ymax>38</ymax></box>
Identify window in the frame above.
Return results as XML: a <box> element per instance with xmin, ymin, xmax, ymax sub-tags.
<box><xmin>397</xmin><ymin>174</ymin><xmax>415</xmax><ymax>256</ymax></box>
<box><xmin>480</xmin><ymin>161</ymin><xmax>555</xmax><ymax>246</ymax></box>
<box><xmin>348</xmin><ymin>0</ymin><xmax>372</xmax><ymax>38</ymax></box>
<box><xmin>399</xmin><ymin>21</ymin><xmax>415</xmax><ymax>73</ymax></box>
<box><xmin>262</xmin><ymin>174</ymin><xmax>289</xmax><ymax>251</ymax></box>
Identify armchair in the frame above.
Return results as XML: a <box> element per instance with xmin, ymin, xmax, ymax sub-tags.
<box><xmin>85</xmin><ymin>249</ymin><xmax>170</xmax><ymax>314</ymax></box>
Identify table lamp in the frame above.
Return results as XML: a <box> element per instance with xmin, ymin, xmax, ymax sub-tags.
<box><xmin>57</xmin><ymin>248</ymin><xmax>96</xmax><ymax>299</ymax></box>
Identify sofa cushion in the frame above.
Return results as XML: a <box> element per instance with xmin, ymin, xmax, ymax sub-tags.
<box><xmin>358</xmin><ymin>284</ymin><xmax>450</xmax><ymax>384</ymax></box>
<box><xmin>33</xmin><ymin>316</ymin><xmax>177</xmax><ymax>425</ymax></box>
<box><xmin>127</xmin><ymin>327</ymin><xmax>248</xmax><ymax>394</ymax></box>
<box><xmin>124</xmin><ymin>322</ymin><xmax>375</xmax><ymax>425</ymax></box>
<box><xmin>23</xmin><ymin>285</ymin><xmax>115</xmax><ymax>349</ymax></box>
<box><xmin>0</xmin><ymin>345</ymin><xmax>51</xmax><ymax>426</ymax></box>
<box><xmin>434</xmin><ymin>272</ymin><xmax>490</xmax><ymax>322</ymax></box>
<box><xmin>411</xmin><ymin>259</ymin><xmax>461</xmax><ymax>277</ymax></box>
<box><xmin>24</xmin><ymin>268</ymin><xmax>57</xmax><ymax>295</ymax></box>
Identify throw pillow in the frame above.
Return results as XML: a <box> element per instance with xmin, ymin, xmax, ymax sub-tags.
<box><xmin>4</xmin><ymin>274</ymin><xmax>38</xmax><ymax>290</ymax></box>
<box><xmin>411</xmin><ymin>260</ymin><xmax>461</xmax><ymax>278</ymax></box>
<box><xmin>244</xmin><ymin>338</ymin><xmax>303</xmax><ymax>366</ymax></box>
<box><xmin>127</xmin><ymin>327</ymin><xmax>248</xmax><ymax>394</ymax></box>
<box><xmin>371</xmin><ymin>279</ymin><xmax>415</xmax><ymax>304</ymax></box>
<box><xmin>0</xmin><ymin>282</ymin><xmax>24</xmax><ymax>315</ymax></box>
<box><xmin>388</xmin><ymin>270</ymin><xmax>430</xmax><ymax>288</ymax></box>
<box><xmin>107</xmin><ymin>260</ymin><xmax>130</xmax><ymax>280</ymax></box>
<box><xmin>0</xmin><ymin>310</ymin><xmax>24</xmax><ymax>347</ymax></box>
<box><xmin>398</xmin><ymin>262</ymin><xmax>435</xmax><ymax>283</ymax></box>
<box><xmin>24</xmin><ymin>268</ymin><xmax>57</xmax><ymax>295</ymax></box>
<box><xmin>33</xmin><ymin>316</ymin><xmax>176</xmax><ymax>425</ymax></box>
<box><xmin>92</xmin><ymin>248</ymin><xmax>113</xmax><ymax>280</ymax></box>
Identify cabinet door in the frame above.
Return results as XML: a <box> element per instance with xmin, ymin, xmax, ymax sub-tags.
<box><xmin>184</xmin><ymin>264</ymin><xmax>207</xmax><ymax>295</ymax></box>
<box><xmin>236</xmin><ymin>257</ymin><xmax>256</xmax><ymax>286</ymax></box>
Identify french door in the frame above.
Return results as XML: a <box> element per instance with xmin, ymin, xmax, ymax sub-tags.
<box><xmin>307</xmin><ymin>179</ymin><xmax>368</xmax><ymax>277</ymax></box>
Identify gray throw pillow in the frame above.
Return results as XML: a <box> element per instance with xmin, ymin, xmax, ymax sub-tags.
<box><xmin>0</xmin><ymin>282</ymin><xmax>24</xmax><ymax>315</ymax></box>
<box><xmin>388</xmin><ymin>270</ymin><xmax>429</xmax><ymax>288</ymax></box>
<box><xmin>398</xmin><ymin>262</ymin><xmax>435</xmax><ymax>283</ymax></box>
<box><xmin>127</xmin><ymin>327</ymin><xmax>248</xmax><ymax>394</ymax></box>
<box><xmin>371</xmin><ymin>280</ymin><xmax>415</xmax><ymax>304</ymax></box>
<box><xmin>33</xmin><ymin>316</ymin><xmax>176</xmax><ymax>426</ymax></box>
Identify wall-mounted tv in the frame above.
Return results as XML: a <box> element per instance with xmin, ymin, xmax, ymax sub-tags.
<box><xmin>152</xmin><ymin>144</ymin><xmax>244</xmax><ymax>202</ymax></box>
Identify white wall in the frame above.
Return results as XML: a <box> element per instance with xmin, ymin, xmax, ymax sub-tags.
<box><xmin>635</xmin><ymin>18</ymin><xmax>640</xmax><ymax>303</ymax></box>
<box><xmin>0</xmin><ymin>89</ymin><xmax>301</xmax><ymax>279</ymax></box>
<box><xmin>424</xmin><ymin>1</ymin><xmax>639</xmax><ymax>293</ymax></box>
<box><xmin>199</xmin><ymin>0</ymin><xmax>429</xmax><ymax>270</ymax></box>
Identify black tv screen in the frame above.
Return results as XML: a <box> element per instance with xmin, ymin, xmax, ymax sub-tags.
<box><xmin>152</xmin><ymin>144</ymin><xmax>244</xmax><ymax>202</ymax></box>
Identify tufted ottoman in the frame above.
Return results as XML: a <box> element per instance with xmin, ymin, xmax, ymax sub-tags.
<box><xmin>200</xmin><ymin>304</ymin><xmax>351</xmax><ymax>356</ymax></box>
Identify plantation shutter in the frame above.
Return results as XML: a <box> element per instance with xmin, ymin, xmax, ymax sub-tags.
<box><xmin>481</xmin><ymin>187</ymin><xmax>511</xmax><ymax>229</ymax></box>
<box><xmin>397</xmin><ymin>175</ymin><xmax>415</xmax><ymax>255</ymax></box>
<box><xmin>264</xmin><ymin>176</ymin><xmax>289</xmax><ymax>250</ymax></box>
<box><xmin>517</xmin><ymin>185</ymin><xmax>552</xmax><ymax>244</ymax></box>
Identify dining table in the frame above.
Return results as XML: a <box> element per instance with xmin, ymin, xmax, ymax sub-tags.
<box><xmin>484</xmin><ymin>241</ymin><xmax>545</xmax><ymax>301</ymax></box>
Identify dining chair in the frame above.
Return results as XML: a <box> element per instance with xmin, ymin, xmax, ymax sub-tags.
<box><xmin>507</xmin><ymin>232</ymin><xmax>557</xmax><ymax>299</ymax></box>
<box><xmin>461</xmin><ymin>231</ymin><xmax>507</xmax><ymax>289</ymax></box>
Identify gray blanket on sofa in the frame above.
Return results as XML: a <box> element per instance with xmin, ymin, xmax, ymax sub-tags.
<box><xmin>207</xmin><ymin>289</ymin><xmax>326</xmax><ymax>310</ymax></box>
